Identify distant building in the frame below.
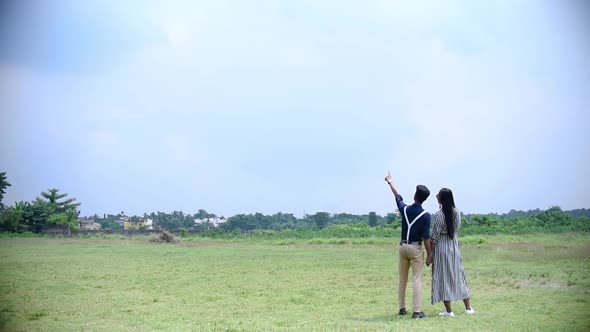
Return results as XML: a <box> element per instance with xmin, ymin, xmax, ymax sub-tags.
<box><xmin>194</xmin><ymin>216</ymin><xmax>227</xmax><ymax>228</ymax></box>
<box><xmin>123</xmin><ymin>217</ymin><xmax>154</xmax><ymax>230</ymax></box>
<box><xmin>144</xmin><ymin>218</ymin><xmax>154</xmax><ymax>230</ymax></box>
<box><xmin>79</xmin><ymin>217</ymin><xmax>102</xmax><ymax>230</ymax></box>
<box><xmin>117</xmin><ymin>213</ymin><xmax>129</xmax><ymax>227</ymax></box>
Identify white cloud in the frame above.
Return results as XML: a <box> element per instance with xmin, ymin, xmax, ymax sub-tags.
<box><xmin>2</xmin><ymin>0</ymin><xmax>588</xmax><ymax>215</ymax></box>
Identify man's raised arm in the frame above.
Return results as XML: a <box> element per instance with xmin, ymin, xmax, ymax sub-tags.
<box><xmin>385</xmin><ymin>171</ymin><xmax>401</xmax><ymax>196</ymax></box>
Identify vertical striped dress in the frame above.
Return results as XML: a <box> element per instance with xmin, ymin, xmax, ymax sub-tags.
<box><xmin>431</xmin><ymin>208</ymin><xmax>470</xmax><ymax>304</ymax></box>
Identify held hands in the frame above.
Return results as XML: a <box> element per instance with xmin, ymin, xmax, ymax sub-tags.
<box><xmin>426</xmin><ymin>255</ymin><xmax>433</xmax><ymax>267</ymax></box>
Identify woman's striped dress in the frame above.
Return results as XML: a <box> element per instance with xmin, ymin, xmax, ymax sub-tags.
<box><xmin>431</xmin><ymin>208</ymin><xmax>470</xmax><ymax>304</ymax></box>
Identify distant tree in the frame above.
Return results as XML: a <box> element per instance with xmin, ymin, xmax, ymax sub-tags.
<box><xmin>332</xmin><ymin>213</ymin><xmax>365</xmax><ymax>224</ymax></box>
<box><xmin>222</xmin><ymin>214</ymin><xmax>257</xmax><ymax>231</ymax></box>
<box><xmin>312</xmin><ymin>212</ymin><xmax>330</xmax><ymax>229</ymax></box>
<box><xmin>0</xmin><ymin>171</ymin><xmax>11</xmax><ymax>210</ymax></box>
<box><xmin>47</xmin><ymin>210</ymin><xmax>79</xmax><ymax>231</ymax></box>
<box><xmin>385</xmin><ymin>213</ymin><xmax>397</xmax><ymax>225</ymax></box>
<box><xmin>253</xmin><ymin>212</ymin><xmax>270</xmax><ymax>229</ymax></box>
<box><xmin>532</xmin><ymin>206</ymin><xmax>571</xmax><ymax>228</ymax></box>
<box><xmin>195</xmin><ymin>209</ymin><xmax>215</xmax><ymax>219</ymax></box>
<box><xmin>501</xmin><ymin>208</ymin><xmax>542</xmax><ymax>219</ymax></box>
<box><xmin>574</xmin><ymin>216</ymin><xmax>590</xmax><ymax>232</ymax></box>
<box><xmin>21</xmin><ymin>200</ymin><xmax>54</xmax><ymax>233</ymax></box>
<box><xmin>0</xmin><ymin>204</ymin><xmax>23</xmax><ymax>232</ymax></box>
<box><xmin>368</xmin><ymin>212</ymin><xmax>377</xmax><ymax>227</ymax></box>
<box><xmin>36</xmin><ymin>188</ymin><xmax>81</xmax><ymax>213</ymax></box>
<box><xmin>128</xmin><ymin>216</ymin><xmax>142</xmax><ymax>223</ymax></box>
<box><xmin>269</xmin><ymin>212</ymin><xmax>297</xmax><ymax>230</ymax></box>
<box><xmin>96</xmin><ymin>214</ymin><xmax>123</xmax><ymax>230</ymax></box>
<box><xmin>566</xmin><ymin>208</ymin><xmax>590</xmax><ymax>219</ymax></box>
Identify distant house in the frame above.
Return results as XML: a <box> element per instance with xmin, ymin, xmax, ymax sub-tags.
<box><xmin>79</xmin><ymin>217</ymin><xmax>101</xmax><ymax>231</ymax></box>
<box><xmin>123</xmin><ymin>218</ymin><xmax>144</xmax><ymax>230</ymax></box>
<box><xmin>194</xmin><ymin>216</ymin><xmax>227</xmax><ymax>228</ymax></box>
<box><xmin>117</xmin><ymin>213</ymin><xmax>129</xmax><ymax>227</ymax></box>
<box><xmin>144</xmin><ymin>218</ymin><xmax>154</xmax><ymax>230</ymax></box>
<box><xmin>123</xmin><ymin>217</ymin><xmax>154</xmax><ymax>230</ymax></box>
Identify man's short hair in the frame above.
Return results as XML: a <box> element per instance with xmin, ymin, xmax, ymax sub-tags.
<box><xmin>415</xmin><ymin>185</ymin><xmax>430</xmax><ymax>203</ymax></box>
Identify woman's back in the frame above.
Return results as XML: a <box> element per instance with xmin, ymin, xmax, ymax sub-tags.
<box><xmin>430</xmin><ymin>187</ymin><xmax>473</xmax><ymax>310</ymax></box>
<box><xmin>434</xmin><ymin>208</ymin><xmax>461</xmax><ymax>238</ymax></box>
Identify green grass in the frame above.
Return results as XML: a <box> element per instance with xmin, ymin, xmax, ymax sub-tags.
<box><xmin>0</xmin><ymin>233</ymin><xmax>589</xmax><ymax>331</ymax></box>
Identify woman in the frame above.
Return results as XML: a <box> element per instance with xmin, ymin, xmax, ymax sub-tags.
<box><xmin>427</xmin><ymin>188</ymin><xmax>475</xmax><ymax>317</ymax></box>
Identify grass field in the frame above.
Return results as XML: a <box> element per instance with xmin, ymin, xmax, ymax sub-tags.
<box><xmin>0</xmin><ymin>233</ymin><xmax>589</xmax><ymax>331</ymax></box>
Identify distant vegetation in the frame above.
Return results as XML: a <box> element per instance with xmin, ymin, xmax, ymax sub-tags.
<box><xmin>0</xmin><ymin>172</ymin><xmax>81</xmax><ymax>233</ymax></box>
<box><xmin>461</xmin><ymin>207</ymin><xmax>590</xmax><ymax>234</ymax></box>
<box><xmin>0</xmin><ymin>171</ymin><xmax>589</xmax><ymax>235</ymax></box>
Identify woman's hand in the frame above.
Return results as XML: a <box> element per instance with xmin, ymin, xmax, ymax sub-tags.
<box><xmin>426</xmin><ymin>255</ymin><xmax>433</xmax><ymax>267</ymax></box>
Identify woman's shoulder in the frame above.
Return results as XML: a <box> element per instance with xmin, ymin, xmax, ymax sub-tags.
<box><xmin>434</xmin><ymin>210</ymin><xmax>444</xmax><ymax>219</ymax></box>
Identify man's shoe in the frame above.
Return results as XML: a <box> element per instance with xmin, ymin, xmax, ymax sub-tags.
<box><xmin>439</xmin><ymin>311</ymin><xmax>455</xmax><ymax>317</ymax></box>
<box><xmin>412</xmin><ymin>312</ymin><xmax>427</xmax><ymax>319</ymax></box>
<box><xmin>465</xmin><ymin>307</ymin><xmax>475</xmax><ymax>314</ymax></box>
<box><xmin>399</xmin><ymin>308</ymin><xmax>407</xmax><ymax>315</ymax></box>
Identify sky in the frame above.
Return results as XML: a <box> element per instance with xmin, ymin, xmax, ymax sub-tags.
<box><xmin>1</xmin><ymin>0</ymin><xmax>589</xmax><ymax>217</ymax></box>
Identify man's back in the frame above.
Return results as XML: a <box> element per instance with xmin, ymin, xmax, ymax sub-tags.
<box><xmin>395</xmin><ymin>194</ymin><xmax>431</xmax><ymax>243</ymax></box>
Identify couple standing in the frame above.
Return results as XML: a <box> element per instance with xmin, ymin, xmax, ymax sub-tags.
<box><xmin>385</xmin><ymin>172</ymin><xmax>474</xmax><ymax>318</ymax></box>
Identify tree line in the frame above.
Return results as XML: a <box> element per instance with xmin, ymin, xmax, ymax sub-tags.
<box><xmin>462</xmin><ymin>206</ymin><xmax>590</xmax><ymax>234</ymax></box>
<box><xmin>0</xmin><ymin>171</ymin><xmax>589</xmax><ymax>234</ymax></box>
<box><xmin>89</xmin><ymin>211</ymin><xmax>392</xmax><ymax>231</ymax></box>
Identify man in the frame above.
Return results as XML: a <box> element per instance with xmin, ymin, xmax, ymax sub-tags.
<box><xmin>385</xmin><ymin>171</ymin><xmax>432</xmax><ymax>318</ymax></box>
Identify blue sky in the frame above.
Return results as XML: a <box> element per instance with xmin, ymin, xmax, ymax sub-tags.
<box><xmin>1</xmin><ymin>0</ymin><xmax>589</xmax><ymax>217</ymax></box>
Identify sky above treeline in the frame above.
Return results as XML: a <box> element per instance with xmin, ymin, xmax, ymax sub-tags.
<box><xmin>1</xmin><ymin>0</ymin><xmax>589</xmax><ymax>217</ymax></box>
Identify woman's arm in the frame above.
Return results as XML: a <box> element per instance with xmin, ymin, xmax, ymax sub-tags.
<box><xmin>426</xmin><ymin>243</ymin><xmax>434</xmax><ymax>266</ymax></box>
<box><xmin>431</xmin><ymin>212</ymin><xmax>442</xmax><ymax>243</ymax></box>
<box><xmin>425</xmin><ymin>239</ymin><xmax>433</xmax><ymax>266</ymax></box>
<box><xmin>426</xmin><ymin>213</ymin><xmax>441</xmax><ymax>267</ymax></box>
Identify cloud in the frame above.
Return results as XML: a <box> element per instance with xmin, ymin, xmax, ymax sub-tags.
<box><xmin>1</xmin><ymin>0</ymin><xmax>588</xmax><ymax>216</ymax></box>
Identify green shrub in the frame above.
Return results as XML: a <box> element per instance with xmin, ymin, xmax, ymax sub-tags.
<box><xmin>460</xmin><ymin>236</ymin><xmax>486</xmax><ymax>245</ymax></box>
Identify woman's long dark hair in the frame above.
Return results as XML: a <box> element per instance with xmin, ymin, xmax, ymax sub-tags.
<box><xmin>438</xmin><ymin>188</ymin><xmax>456</xmax><ymax>239</ymax></box>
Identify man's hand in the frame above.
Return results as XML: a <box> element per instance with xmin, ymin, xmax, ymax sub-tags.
<box><xmin>385</xmin><ymin>171</ymin><xmax>400</xmax><ymax>196</ymax></box>
<box><xmin>426</xmin><ymin>255</ymin><xmax>433</xmax><ymax>267</ymax></box>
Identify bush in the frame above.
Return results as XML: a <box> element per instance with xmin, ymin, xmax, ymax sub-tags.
<box><xmin>0</xmin><ymin>231</ymin><xmax>40</xmax><ymax>238</ymax></box>
<box><xmin>460</xmin><ymin>236</ymin><xmax>486</xmax><ymax>245</ymax></box>
<box><xmin>150</xmin><ymin>231</ymin><xmax>176</xmax><ymax>243</ymax></box>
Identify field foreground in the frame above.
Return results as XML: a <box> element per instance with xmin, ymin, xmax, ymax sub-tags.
<box><xmin>0</xmin><ymin>234</ymin><xmax>589</xmax><ymax>331</ymax></box>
